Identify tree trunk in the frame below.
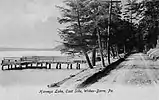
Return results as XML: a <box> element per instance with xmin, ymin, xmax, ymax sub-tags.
<box><xmin>116</xmin><ymin>45</ymin><xmax>120</xmax><ymax>58</ymax></box>
<box><xmin>152</xmin><ymin>44</ymin><xmax>155</xmax><ymax>48</ymax></box>
<box><xmin>97</xmin><ymin>28</ymin><xmax>105</xmax><ymax>67</ymax></box>
<box><xmin>156</xmin><ymin>35</ymin><xmax>159</xmax><ymax>48</ymax></box>
<box><xmin>92</xmin><ymin>48</ymin><xmax>96</xmax><ymax>66</ymax></box>
<box><xmin>123</xmin><ymin>44</ymin><xmax>126</xmax><ymax>54</ymax></box>
<box><xmin>82</xmin><ymin>49</ymin><xmax>93</xmax><ymax>69</ymax></box>
<box><xmin>107</xmin><ymin>43</ymin><xmax>111</xmax><ymax>64</ymax></box>
<box><xmin>111</xmin><ymin>46</ymin><xmax>115</xmax><ymax>58</ymax></box>
<box><xmin>107</xmin><ymin>0</ymin><xmax>112</xmax><ymax>65</ymax></box>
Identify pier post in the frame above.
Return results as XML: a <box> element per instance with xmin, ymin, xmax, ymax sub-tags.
<box><xmin>76</xmin><ymin>63</ymin><xmax>79</xmax><ymax>69</ymax></box>
<box><xmin>10</xmin><ymin>64</ymin><xmax>13</xmax><ymax>69</ymax></box>
<box><xmin>46</xmin><ymin>62</ymin><xmax>48</xmax><ymax>68</ymax></box>
<box><xmin>26</xmin><ymin>63</ymin><xmax>28</xmax><ymax>68</ymax></box>
<box><xmin>49</xmin><ymin>63</ymin><xmax>51</xmax><ymax>69</ymax></box>
<box><xmin>70</xmin><ymin>64</ymin><xmax>72</xmax><ymax>69</ymax></box>
<box><xmin>13</xmin><ymin>64</ymin><xmax>15</xmax><ymax>69</ymax></box>
<box><xmin>78</xmin><ymin>63</ymin><xmax>80</xmax><ymax>69</ymax></box>
<box><xmin>19</xmin><ymin>64</ymin><xmax>22</xmax><ymax>69</ymax></box>
<box><xmin>8</xmin><ymin>65</ymin><xmax>9</xmax><ymax>70</ymax></box>
<box><xmin>67</xmin><ymin>64</ymin><xmax>69</xmax><ymax>69</ymax></box>
<box><xmin>2</xmin><ymin>65</ymin><xmax>4</xmax><ymax>70</ymax></box>
<box><xmin>30</xmin><ymin>63</ymin><xmax>32</xmax><ymax>67</ymax></box>
<box><xmin>76</xmin><ymin>63</ymin><xmax>81</xmax><ymax>69</ymax></box>
<box><xmin>59</xmin><ymin>63</ymin><xmax>61</xmax><ymax>69</ymax></box>
<box><xmin>1</xmin><ymin>60</ymin><xmax>4</xmax><ymax>70</ymax></box>
<box><xmin>76</xmin><ymin>63</ymin><xmax>78</xmax><ymax>69</ymax></box>
<box><xmin>36</xmin><ymin>63</ymin><xmax>38</xmax><ymax>67</ymax></box>
<box><xmin>56</xmin><ymin>63</ymin><xmax>59</xmax><ymax>69</ymax></box>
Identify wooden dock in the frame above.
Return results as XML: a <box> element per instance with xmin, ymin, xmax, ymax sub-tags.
<box><xmin>1</xmin><ymin>56</ymin><xmax>87</xmax><ymax>71</ymax></box>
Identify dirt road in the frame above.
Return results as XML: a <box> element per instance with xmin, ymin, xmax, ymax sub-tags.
<box><xmin>58</xmin><ymin>53</ymin><xmax>159</xmax><ymax>88</ymax></box>
<box><xmin>87</xmin><ymin>53</ymin><xmax>159</xmax><ymax>100</ymax></box>
<box><xmin>46</xmin><ymin>53</ymin><xmax>159</xmax><ymax>100</ymax></box>
<box><xmin>104</xmin><ymin>53</ymin><xmax>159</xmax><ymax>86</ymax></box>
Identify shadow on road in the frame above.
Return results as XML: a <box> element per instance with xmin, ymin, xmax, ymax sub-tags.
<box><xmin>77</xmin><ymin>53</ymin><xmax>131</xmax><ymax>88</ymax></box>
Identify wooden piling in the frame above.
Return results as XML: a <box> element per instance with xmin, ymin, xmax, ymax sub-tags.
<box><xmin>56</xmin><ymin>63</ymin><xmax>59</xmax><ymax>69</ymax></box>
<box><xmin>1</xmin><ymin>60</ymin><xmax>4</xmax><ymax>70</ymax></box>
<box><xmin>30</xmin><ymin>63</ymin><xmax>32</xmax><ymax>67</ymax></box>
<box><xmin>59</xmin><ymin>63</ymin><xmax>61</xmax><ymax>69</ymax></box>
<box><xmin>36</xmin><ymin>63</ymin><xmax>39</xmax><ymax>67</ymax></box>
<box><xmin>78</xmin><ymin>63</ymin><xmax>80</xmax><ymax>69</ymax></box>
<box><xmin>70</xmin><ymin>64</ymin><xmax>72</xmax><ymax>69</ymax></box>
<box><xmin>76</xmin><ymin>63</ymin><xmax>78</xmax><ymax>69</ymax></box>
<box><xmin>11</xmin><ymin>64</ymin><xmax>13</xmax><ymax>69</ymax></box>
<box><xmin>8</xmin><ymin>65</ymin><xmax>9</xmax><ymax>70</ymax></box>
<box><xmin>49</xmin><ymin>63</ymin><xmax>51</xmax><ymax>69</ymax></box>
<box><xmin>26</xmin><ymin>63</ymin><xmax>28</xmax><ymax>68</ymax></box>
<box><xmin>76</xmin><ymin>63</ymin><xmax>81</xmax><ymax>69</ymax></box>
<box><xmin>46</xmin><ymin>62</ymin><xmax>48</xmax><ymax>68</ymax></box>
<box><xmin>2</xmin><ymin>65</ymin><xmax>4</xmax><ymax>70</ymax></box>
<box><xmin>67</xmin><ymin>64</ymin><xmax>69</xmax><ymax>69</ymax></box>
<box><xmin>19</xmin><ymin>64</ymin><xmax>22</xmax><ymax>69</ymax></box>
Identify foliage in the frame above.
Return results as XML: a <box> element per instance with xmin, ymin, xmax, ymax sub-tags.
<box><xmin>136</xmin><ymin>0</ymin><xmax>159</xmax><ymax>50</ymax></box>
<box><xmin>56</xmin><ymin>0</ymin><xmax>159</xmax><ymax>68</ymax></box>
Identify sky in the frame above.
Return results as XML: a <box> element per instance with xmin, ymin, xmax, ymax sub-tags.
<box><xmin>0</xmin><ymin>0</ymin><xmax>64</xmax><ymax>48</ymax></box>
<box><xmin>0</xmin><ymin>0</ymin><xmax>141</xmax><ymax>49</ymax></box>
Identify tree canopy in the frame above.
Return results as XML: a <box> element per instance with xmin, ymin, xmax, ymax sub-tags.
<box><xmin>55</xmin><ymin>0</ymin><xmax>159</xmax><ymax>68</ymax></box>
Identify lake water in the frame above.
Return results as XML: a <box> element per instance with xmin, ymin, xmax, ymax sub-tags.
<box><xmin>0</xmin><ymin>50</ymin><xmax>65</xmax><ymax>59</ymax></box>
<box><xmin>0</xmin><ymin>50</ymin><xmax>86</xmax><ymax>87</ymax></box>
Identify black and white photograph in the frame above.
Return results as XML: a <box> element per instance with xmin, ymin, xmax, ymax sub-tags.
<box><xmin>0</xmin><ymin>0</ymin><xmax>159</xmax><ymax>100</ymax></box>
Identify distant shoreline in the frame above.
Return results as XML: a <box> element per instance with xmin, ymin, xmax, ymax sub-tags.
<box><xmin>0</xmin><ymin>48</ymin><xmax>55</xmax><ymax>51</ymax></box>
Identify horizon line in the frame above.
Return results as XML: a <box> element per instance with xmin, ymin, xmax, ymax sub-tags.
<box><xmin>0</xmin><ymin>47</ymin><xmax>57</xmax><ymax>51</ymax></box>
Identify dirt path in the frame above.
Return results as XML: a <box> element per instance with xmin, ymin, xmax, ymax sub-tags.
<box><xmin>86</xmin><ymin>53</ymin><xmax>159</xmax><ymax>100</ymax></box>
<box><xmin>94</xmin><ymin>53</ymin><xmax>159</xmax><ymax>85</ymax></box>
<box><xmin>51</xmin><ymin>53</ymin><xmax>159</xmax><ymax>89</ymax></box>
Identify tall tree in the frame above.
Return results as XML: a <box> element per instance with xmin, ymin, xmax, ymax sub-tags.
<box><xmin>85</xmin><ymin>0</ymin><xmax>110</xmax><ymax>67</ymax></box>
<box><xmin>86</xmin><ymin>0</ymin><xmax>122</xmax><ymax>65</ymax></box>
<box><xmin>57</xmin><ymin>0</ymin><xmax>95</xmax><ymax>69</ymax></box>
<box><xmin>121</xmin><ymin>0</ymin><xmax>139</xmax><ymax>52</ymax></box>
<box><xmin>137</xmin><ymin>0</ymin><xmax>159</xmax><ymax>50</ymax></box>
